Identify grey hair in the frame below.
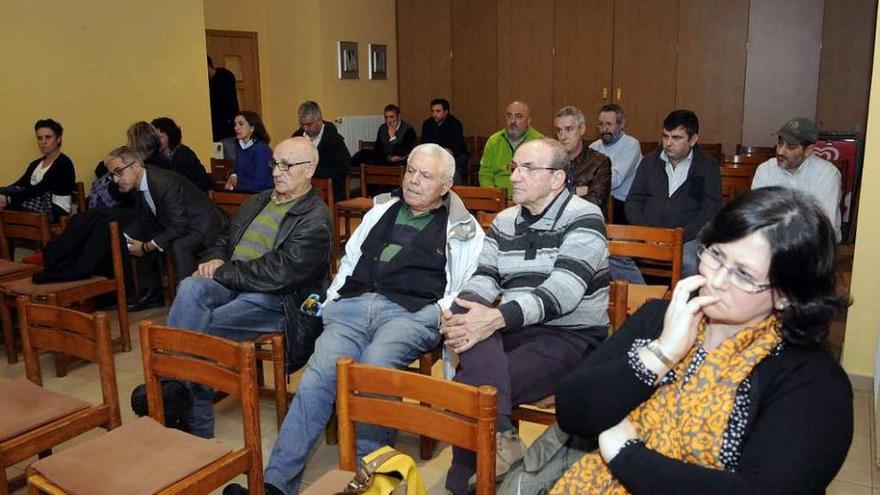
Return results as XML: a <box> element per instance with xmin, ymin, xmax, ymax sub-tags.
<box><xmin>408</xmin><ymin>143</ymin><xmax>455</xmax><ymax>182</ymax></box>
<box><xmin>297</xmin><ymin>100</ymin><xmax>322</xmax><ymax>120</ymax></box>
<box><xmin>105</xmin><ymin>145</ymin><xmax>142</xmax><ymax>167</ymax></box>
<box><xmin>555</xmin><ymin>106</ymin><xmax>586</xmax><ymax>128</ymax></box>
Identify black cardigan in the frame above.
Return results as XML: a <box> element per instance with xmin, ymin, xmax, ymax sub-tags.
<box><xmin>556</xmin><ymin>300</ymin><xmax>853</xmax><ymax>495</ymax></box>
<box><xmin>624</xmin><ymin>147</ymin><xmax>721</xmax><ymax>241</ymax></box>
<box><xmin>9</xmin><ymin>153</ymin><xmax>76</xmax><ymax>205</ymax></box>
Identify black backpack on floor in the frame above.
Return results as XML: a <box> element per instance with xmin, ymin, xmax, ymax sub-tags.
<box><xmin>130</xmin><ymin>379</ymin><xmax>193</xmax><ymax>432</ymax></box>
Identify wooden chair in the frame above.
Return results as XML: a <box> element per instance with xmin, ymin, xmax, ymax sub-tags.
<box><xmin>720</xmin><ymin>166</ymin><xmax>755</xmax><ymax>205</ymax></box>
<box><xmin>308</xmin><ymin>357</ymin><xmax>497</xmax><ymax>495</ymax></box>
<box><xmin>0</xmin><ymin>221</ymin><xmax>130</xmax><ymax>371</ymax></box>
<box><xmin>358</xmin><ymin>140</ymin><xmax>376</xmax><ymax>151</ymax></box>
<box><xmin>608</xmin><ymin>224</ymin><xmax>684</xmax><ymax>288</ymax></box>
<box><xmin>27</xmin><ymin>323</ymin><xmax>264</xmax><ymax>495</ymax></box>
<box><xmin>0</xmin><ymin>299</ymin><xmax>121</xmax><ymax>495</ymax></box>
<box><xmin>72</xmin><ymin>182</ymin><xmax>86</xmax><ymax>214</ymax></box>
<box><xmin>465</xmin><ymin>136</ymin><xmax>489</xmax><ymax>186</ymax></box>
<box><xmin>209</xmin><ymin>158</ymin><xmax>235</xmax><ymax>190</ymax></box>
<box><xmin>209</xmin><ymin>190</ymin><xmax>254</xmax><ymax>217</ymax></box>
<box><xmin>335</xmin><ymin>164</ymin><xmax>405</xmax><ymax>247</ymax></box>
<box><xmin>452</xmin><ymin>185</ymin><xmax>508</xmax><ymax>214</ymax></box>
<box><xmin>640</xmin><ymin>141</ymin><xmax>659</xmax><ymax>155</ymax></box>
<box><xmin>735</xmin><ymin>145</ymin><xmax>775</xmax><ymax>156</ymax></box>
<box><xmin>311</xmin><ymin>177</ymin><xmax>339</xmax><ymax>275</ymax></box>
<box><xmin>724</xmin><ymin>154</ymin><xmax>767</xmax><ymax>167</ymax></box>
<box><xmin>699</xmin><ymin>142</ymin><xmax>723</xmax><ymax>155</ymax></box>
<box><xmin>476</xmin><ymin>212</ymin><xmax>496</xmax><ymax>231</ymax></box>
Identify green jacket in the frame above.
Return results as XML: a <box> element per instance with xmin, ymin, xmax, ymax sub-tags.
<box><xmin>478</xmin><ymin>127</ymin><xmax>544</xmax><ymax>195</ymax></box>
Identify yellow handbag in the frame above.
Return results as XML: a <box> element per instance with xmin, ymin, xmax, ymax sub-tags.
<box><xmin>334</xmin><ymin>446</ymin><xmax>427</xmax><ymax>495</ymax></box>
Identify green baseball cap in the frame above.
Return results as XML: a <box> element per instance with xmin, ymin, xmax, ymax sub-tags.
<box><xmin>775</xmin><ymin>118</ymin><xmax>818</xmax><ymax>145</ymax></box>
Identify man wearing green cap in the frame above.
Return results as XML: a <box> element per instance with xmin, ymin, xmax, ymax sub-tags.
<box><xmin>751</xmin><ymin>117</ymin><xmax>841</xmax><ymax>241</ymax></box>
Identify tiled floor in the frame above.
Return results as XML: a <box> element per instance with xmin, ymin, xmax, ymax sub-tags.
<box><xmin>1</xmin><ymin>303</ymin><xmax>873</xmax><ymax>494</ymax></box>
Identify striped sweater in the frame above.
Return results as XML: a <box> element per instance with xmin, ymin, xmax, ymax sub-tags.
<box><xmin>459</xmin><ymin>189</ymin><xmax>609</xmax><ymax>333</ymax></box>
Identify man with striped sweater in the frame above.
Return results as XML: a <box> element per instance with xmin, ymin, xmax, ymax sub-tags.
<box><xmin>443</xmin><ymin>138</ymin><xmax>610</xmax><ymax>494</ymax></box>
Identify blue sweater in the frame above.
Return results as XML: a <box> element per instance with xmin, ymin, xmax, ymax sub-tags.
<box><xmin>235</xmin><ymin>140</ymin><xmax>273</xmax><ymax>192</ymax></box>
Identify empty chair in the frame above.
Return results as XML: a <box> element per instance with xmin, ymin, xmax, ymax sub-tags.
<box><xmin>736</xmin><ymin>144</ymin><xmax>775</xmax><ymax>156</ymax></box>
<box><xmin>608</xmin><ymin>224</ymin><xmax>684</xmax><ymax>289</ymax></box>
<box><xmin>721</xmin><ymin>166</ymin><xmax>755</xmax><ymax>205</ymax></box>
<box><xmin>208</xmin><ymin>189</ymin><xmax>254</xmax><ymax>217</ymax></box>
<box><xmin>452</xmin><ymin>185</ymin><xmax>508</xmax><ymax>214</ymax></box>
<box><xmin>335</xmin><ymin>164</ymin><xmax>405</xmax><ymax>246</ymax></box>
<box><xmin>725</xmin><ymin>154</ymin><xmax>767</xmax><ymax>167</ymax></box>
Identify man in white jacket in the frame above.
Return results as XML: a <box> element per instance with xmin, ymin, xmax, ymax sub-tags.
<box><xmin>225</xmin><ymin>143</ymin><xmax>484</xmax><ymax>495</ymax></box>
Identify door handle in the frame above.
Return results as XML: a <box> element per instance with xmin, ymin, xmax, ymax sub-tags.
<box><xmin>602</xmin><ymin>87</ymin><xmax>609</xmax><ymax>100</ymax></box>
<box><xmin>616</xmin><ymin>88</ymin><xmax>622</xmax><ymax>101</ymax></box>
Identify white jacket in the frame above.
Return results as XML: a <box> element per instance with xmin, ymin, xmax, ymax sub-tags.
<box><xmin>325</xmin><ymin>190</ymin><xmax>484</xmax><ymax>310</ymax></box>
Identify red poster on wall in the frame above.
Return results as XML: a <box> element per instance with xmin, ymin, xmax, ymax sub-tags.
<box><xmin>813</xmin><ymin>138</ymin><xmax>858</xmax><ymax>221</ymax></box>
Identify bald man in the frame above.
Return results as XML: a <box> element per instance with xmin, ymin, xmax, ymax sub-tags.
<box><xmin>479</xmin><ymin>101</ymin><xmax>544</xmax><ymax>196</ymax></box>
<box><xmin>166</xmin><ymin>137</ymin><xmax>333</xmax><ymax>439</ymax></box>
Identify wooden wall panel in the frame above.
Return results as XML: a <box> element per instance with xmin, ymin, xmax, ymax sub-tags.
<box><xmin>742</xmin><ymin>0</ymin><xmax>824</xmax><ymax>146</ymax></box>
<box><xmin>675</xmin><ymin>0</ymin><xmax>749</xmax><ymax>154</ymax></box>
<box><xmin>396</xmin><ymin>0</ymin><xmax>452</xmax><ymax>124</ymax></box>
<box><xmin>451</xmin><ymin>0</ymin><xmax>498</xmax><ymax>137</ymax></box>
<box><xmin>496</xmin><ymin>0</ymin><xmax>555</xmax><ymax>135</ymax></box>
<box><xmin>611</xmin><ymin>0</ymin><xmax>680</xmax><ymax>142</ymax></box>
<box><xmin>816</xmin><ymin>0</ymin><xmax>877</xmax><ymax>133</ymax></box>
<box><xmin>552</xmin><ymin>0</ymin><xmax>614</xmax><ymax>141</ymax></box>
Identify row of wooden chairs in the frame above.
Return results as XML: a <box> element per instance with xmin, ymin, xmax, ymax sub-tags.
<box><xmin>3</xmin><ymin>300</ymin><xmax>497</xmax><ymax>495</ymax></box>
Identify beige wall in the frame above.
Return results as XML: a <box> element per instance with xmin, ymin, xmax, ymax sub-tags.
<box><xmin>204</xmin><ymin>0</ymin><xmax>398</xmax><ymax>144</ymax></box>
<box><xmin>841</xmin><ymin>11</ymin><xmax>880</xmax><ymax>380</ymax></box>
<box><xmin>0</xmin><ymin>0</ymin><xmax>212</xmax><ymax>187</ymax></box>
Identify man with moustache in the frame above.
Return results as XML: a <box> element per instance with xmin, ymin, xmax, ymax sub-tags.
<box><xmin>166</xmin><ymin>137</ymin><xmax>332</xmax><ymax>439</ymax></box>
<box><xmin>479</xmin><ymin>101</ymin><xmax>544</xmax><ymax>196</ymax></box>
<box><xmin>589</xmin><ymin>103</ymin><xmax>642</xmax><ymax>223</ymax></box>
<box><xmin>291</xmin><ymin>100</ymin><xmax>352</xmax><ymax>201</ymax></box>
<box><xmin>554</xmin><ymin>106</ymin><xmax>612</xmax><ymax>218</ymax></box>
<box><xmin>751</xmin><ymin>117</ymin><xmax>841</xmax><ymax>241</ymax></box>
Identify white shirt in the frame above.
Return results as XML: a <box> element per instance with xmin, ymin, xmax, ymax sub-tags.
<box><xmin>661</xmin><ymin>149</ymin><xmax>694</xmax><ymax>197</ymax></box>
<box><xmin>590</xmin><ymin>132</ymin><xmax>642</xmax><ymax>201</ymax></box>
<box><xmin>308</xmin><ymin>122</ymin><xmax>325</xmax><ymax>147</ymax></box>
<box><xmin>752</xmin><ymin>154</ymin><xmax>841</xmax><ymax>241</ymax></box>
<box><xmin>30</xmin><ymin>160</ymin><xmax>71</xmax><ymax>212</ymax></box>
<box><xmin>138</xmin><ymin>170</ymin><xmax>156</xmax><ymax>215</ymax></box>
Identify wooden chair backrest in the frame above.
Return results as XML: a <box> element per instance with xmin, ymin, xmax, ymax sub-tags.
<box><xmin>607</xmin><ymin>280</ymin><xmax>628</xmax><ymax>334</ymax></box>
<box><xmin>452</xmin><ymin>186</ymin><xmax>508</xmax><ymax>214</ymax></box>
<box><xmin>358</xmin><ymin>140</ymin><xmax>376</xmax><ymax>151</ymax></box>
<box><xmin>0</xmin><ymin>210</ymin><xmax>51</xmax><ymax>260</ymax></box>
<box><xmin>720</xmin><ymin>166</ymin><xmax>755</xmax><ymax>205</ymax></box>
<box><xmin>699</xmin><ymin>143</ymin><xmax>723</xmax><ymax>155</ymax></box>
<box><xmin>73</xmin><ymin>181</ymin><xmax>87</xmax><ymax>213</ymax></box>
<box><xmin>17</xmin><ymin>298</ymin><xmax>120</xmax><ymax>425</ymax></box>
<box><xmin>724</xmin><ymin>154</ymin><xmax>766</xmax><ymax>166</ymax></box>
<box><xmin>336</xmin><ymin>357</ymin><xmax>497</xmax><ymax>495</ymax></box>
<box><xmin>465</xmin><ymin>136</ymin><xmax>489</xmax><ymax>185</ymax></box>
<box><xmin>735</xmin><ymin>145</ymin><xmax>775</xmax><ymax>156</ymax></box>
<box><xmin>210</xmin><ymin>158</ymin><xmax>235</xmax><ymax>189</ymax></box>
<box><xmin>209</xmin><ymin>190</ymin><xmax>254</xmax><ymax>217</ymax></box>
<box><xmin>476</xmin><ymin>211</ymin><xmax>496</xmax><ymax>231</ymax></box>
<box><xmin>139</xmin><ymin>323</ymin><xmax>261</xmax><ymax>453</ymax></box>
<box><xmin>311</xmin><ymin>177</ymin><xmax>335</xmax><ymax>215</ymax></box>
<box><xmin>359</xmin><ymin>164</ymin><xmax>404</xmax><ymax>199</ymax></box>
<box><xmin>640</xmin><ymin>141</ymin><xmax>659</xmax><ymax>155</ymax></box>
<box><xmin>607</xmin><ymin>224</ymin><xmax>684</xmax><ymax>288</ymax></box>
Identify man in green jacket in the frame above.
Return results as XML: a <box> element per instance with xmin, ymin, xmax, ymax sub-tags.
<box><xmin>479</xmin><ymin>101</ymin><xmax>544</xmax><ymax>195</ymax></box>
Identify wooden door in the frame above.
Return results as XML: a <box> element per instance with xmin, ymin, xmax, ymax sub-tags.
<box><xmin>451</xmin><ymin>0</ymin><xmax>498</xmax><ymax>137</ymax></box>
<box><xmin>552</xmin><ymin>0</ymin><xmax>614</xmax><ymax>140</ymax></box>
<box><xmin>496</xmin><ymin>0</ymin><xmax>555</xmax><ymax>135</ymax></box>
<box><xmin>396</xmin><ymin>0</ymin><xmax>452</xmax><ymax>124</ymax></box>
<box><xmin>206</xmin><ymin>30</ymin><xmax>262</xmax><ymax>115</ymax></box>
<box><xmin>675</xmin><ymin>0</ymin><xmax>749</xmax><ymax>154</ymax></box>
<box><xmin>611</xmin><ymin>0</ymin><xmax>680</xmax><ymax>141</ymax></box>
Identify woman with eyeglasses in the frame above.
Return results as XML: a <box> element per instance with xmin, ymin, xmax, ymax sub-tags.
<box><xmin>546</xmin><ymin>187</ymin><xmax>851</xmax><ymax>494</ymax></box>
<box><xmin>224</xmin><ymin>110</ymin><xmax>273</xmax><ymax>192</ymax></box>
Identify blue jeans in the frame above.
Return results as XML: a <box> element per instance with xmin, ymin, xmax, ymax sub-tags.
<box><xmin>609</xmin><ymin>256</ymin><xmax>646</xmax><ymax>284</ymax></box>
<box><xmin>166</xmin><ymin>276</ymin><xmax>285</xmax><ymax>438</ymax></box>
<box><xmin>264</xmin><ymin>293</ymin><xmax>441</xmax><ymax>495</ymax></box>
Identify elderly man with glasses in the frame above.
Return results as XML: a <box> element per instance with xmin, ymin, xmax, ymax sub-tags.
<box><xmin>443</xmin><ymin>138</ymin><xmax>610</xmax><ymax>494</ymax></box>
<box><xmin>166</xmin><ymin>136</ymin><xmax>333</xmax><ymax>439</ymax></box>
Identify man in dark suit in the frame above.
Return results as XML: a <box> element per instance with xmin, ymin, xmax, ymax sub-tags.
<box><xmin>351</xmin><ymin>104</ymin><xmax>418</xmax><ymax>168</ymax></box>
<box><xmin>291</xmin><ymin>100</ymin><xmax>352</xmax><ymax>201</ymax></box>
<box><xmin>104</xmin><ymin>145</ymin><xmax>226</xmax><ymax>310</ymax></box>
<box><xmin>421</xmin><ymin>98</ymin><xmax>469</xmax><ymax>184</ymax></box>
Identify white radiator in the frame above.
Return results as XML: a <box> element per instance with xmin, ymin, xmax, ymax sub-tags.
<box><xmin>334</xmin><ymin>115</ymin><xmax>385</xmax><ymax>155</ymax></box>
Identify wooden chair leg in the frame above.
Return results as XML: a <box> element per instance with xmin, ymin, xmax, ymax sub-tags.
<box><xmin>115</xmin><ymin>279</ymin><xmax>131</xmax><ymax>353</ymax></box>
<box><xmin>270</xmin><ymin>333</ymin><xmax>288</xmax><ymax>428</ymax></box>
<box><xmin>53</xmin><ymin>352</ymin><xmax>69</xmax><ymax>378</ymax></box>
<box><xmin>418</xmin><ymin>352</ymin><xmax>437</xmax><ymax>460</ymax></box>
<box><xmin>2</xmin><ymin>297</ymin><xmax>17</xmax><ymax>364</ymax></box>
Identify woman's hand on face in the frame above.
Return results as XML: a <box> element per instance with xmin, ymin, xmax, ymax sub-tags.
<box><xmin>658</xmin><ymin>275</ymin><xmax>720</xmax><ymax>363</ymax></box>
<box><xmin>599</xmin><ymin>417</ymin><xmax>639</xmax><ymax>462</ymax></box>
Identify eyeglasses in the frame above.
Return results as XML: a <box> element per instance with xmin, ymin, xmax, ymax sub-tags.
<box><xmin>268</xmin><ymin>159</ymin><xmax>311</xmax><ymax>171</ymax></box>
<box><xmin>697</xmin><ymin>246</ymin><xmax>771</xmax><ymax>293</ymax></box>
<box><xmin>508</xmin><ymin>163</ymin><xmax>563</xmax><ymax>175</ymax></box>
<box><xmin>109</xmin><ymin>161</ymin><xmax>136</xmax><ymax>178</ymax></box>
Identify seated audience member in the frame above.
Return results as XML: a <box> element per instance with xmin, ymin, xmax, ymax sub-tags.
<box><xmin>554</xmin><ymin>106</ymin><xmax>612</xmax><ymax>218</ymax></box>
<box><xmin>548</xmin><ymin>188</ymin><xmax>851</xmax><ymax>494</ymax></box>
<box><xmin>150</xmin><ymin>117</ymin><xmax>213</xmax><ymax>192</ymax></box>
<box><xmin>351</xmin><ymin>104</ymin><xmax>418</xmax><ymax>168</ymax></box>
<box><xmin>590</xmin><ymin>104</ymin><xmax>642</xmax><ymax>224</ymax></box>
<box><xmin>167</xmin><ymin>137</ymin><xmax>332</xmax><ymax>439</ymax></box>
<box><xmin>291</xmin><ymin>100</ymin><xmax>352</xmax><ymax>201</ymax></box>
<box><xmin>421</xmin><ymin>98</ymin><xmax>469</xmax><ymax>184</ymax></box>
<box><xmin>480</xmin><ymin>101</ymin><xmax>544</xmax><ymax>196</ymax></box>
<box><xmin>444</xmin><ymin>138</ymin><xmax>610</xmax><ymax>494</ymax></box>
<box><xmin>225</xmin><ymin>110</ymin><xmax>273</xmax><ymax>192</ymax></box>
<box><xmin>0</xmin><ymin>118</ymin><xmax>75</xmax><ymax>222</ymax></box>
<box><xmin>625</xmin><ymin>109</ymin><xmax>720</xmax><ymax>279</ymax></box>
<box><xmin>105</xmin><ymin>146</ymin><xmax>226</xmax><ymax>311</ymax></box>
<box><xmin>751</xmin><ymin>117</ymin><xmax>842</xmax><ymax>241</ymax></box>
<box><xmin>224</xmin><ymin>143</ymin><xmax>484</xmax><ymax>495</ymax></box>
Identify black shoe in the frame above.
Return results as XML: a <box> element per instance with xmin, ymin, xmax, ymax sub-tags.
<box><xmin>223</xmin><ymin>483</ymin><xmax>283</xmax><ymax>495</ymax></box>
<box><xmin>126</xmin><ymin>291</ymin><xmax>164</xmax><ymax>311</ymax></box>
